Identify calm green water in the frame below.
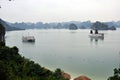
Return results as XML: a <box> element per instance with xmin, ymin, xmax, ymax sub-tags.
<box><xmin>6</xmin><ymin>29</ymin><xmax>120</xmax><ymax>80</ymax></box>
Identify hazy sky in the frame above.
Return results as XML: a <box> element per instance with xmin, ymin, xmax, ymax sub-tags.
<box><xmin>0</xmin><ymin>0</ymin><xmax>120</xmax><ymax>22</ymax></box>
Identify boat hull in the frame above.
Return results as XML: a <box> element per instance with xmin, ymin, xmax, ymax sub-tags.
<box><xmin>22</xmin><ymin>36</ymin><xmax>35</xmax><ymax>42</ymax></box>
<box><xmin>89</xmin><ymin>33</ymin><xmax>104</xmax><ymax>38</ymax></box>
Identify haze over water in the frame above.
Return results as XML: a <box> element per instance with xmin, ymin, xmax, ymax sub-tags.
<box><xmin>1</xmin><ymin>0</ymin><xmax>120</xmax><ymax>22</ymax></box>
<box><xmin>6</xmin><ymin>29</ymin><xmax>120</xmax><ymax>80</ymax></box>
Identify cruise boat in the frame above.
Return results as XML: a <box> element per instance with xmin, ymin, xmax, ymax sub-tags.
<box><xmin>22</xmin><ymin>36</ymin><xmax>35</xmax><ymax>42</ymax></box>
<box><xmin>89</xmin><ymin>33</ymin><xmax>104</xmax><ymax>38</ymax></box>
<box><xmin>89</xmin><ymin>30</ymin><xmax>104</xmax><ymax>38</ymax></box>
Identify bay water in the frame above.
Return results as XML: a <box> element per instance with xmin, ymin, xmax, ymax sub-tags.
<box><xmin>6</xmin><ymin>29</ymin><xmax>120</xmax><ymax>80</ymax></box>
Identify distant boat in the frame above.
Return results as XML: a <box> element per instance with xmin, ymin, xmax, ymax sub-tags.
<box><xmin>22</xmin><ymin>36</ymin><xmax>35</xmax><ymax>42</ymax></box>
<box><xmin>89</xmin><ymin>33</ymin><xmax>104</xmax><ymax>38</ymax></box>
<box><xmin>89</xmin><ymin>29</ymin><xmax>104</xmax><ymax>38</ymax></box>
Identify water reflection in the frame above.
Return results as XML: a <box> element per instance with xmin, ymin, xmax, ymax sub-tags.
<box><xmin>90</xmin><ymin>37</ymin><xmax>104</xmax><ymax>44</ymax></box>
<box><xmin>22</xmin><ymin>41</ymin><xmax>35</xmax><ymax>45</ymax></box>
<box><xmin>69</xmin><ymin>30</ymin><xmax>77</xmax><ymax>33</ymax></box>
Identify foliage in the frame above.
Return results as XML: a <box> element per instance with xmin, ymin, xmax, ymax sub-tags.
<box><xmin>0</xmin><ymin>23</ymin><xmax>5</xmax><ymax>42</ymax></box>
<box><xmin>0</xmin><ymin>41</ymin><xmax>5</xmax><ymax>47</ymax></box>
<box><xmin>108</xmin><ymin>68</ymin><xmax>120</xmax><ymax>80</ymax></box>
<box><xmin>0</xmin><ymin>42</ymin><xmax>68</xmax><ymax>80</ymax></box>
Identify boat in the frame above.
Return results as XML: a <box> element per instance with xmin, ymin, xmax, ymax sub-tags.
<box><xmin>89</xmin><ymin>29</ymin><xmax>104</xmax><ymax>39</ymax></box>
<box><xmin>89</xmin><ymin>33</ymin><xmax>104</xmax><ymax>38</ymax></box>
<box><xmin>22</xmin><ymin>36</ymin><xmax>35</xmax><ymax>42</ymax></box>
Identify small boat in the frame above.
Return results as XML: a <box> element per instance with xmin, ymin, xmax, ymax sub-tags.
<box><xmin>89</xmin><ymin>29</ymin><xmax>104</xmax><ymax>38</ymax></box>
<box><xmin>22</xmin><ymin>36</ymin><xmax>35</xmax><ymax>42</ymax></box>
<box><xmin>89</xmin><ymin>33</ymin><xmax>104</xmax><ymax>38</ymax></box>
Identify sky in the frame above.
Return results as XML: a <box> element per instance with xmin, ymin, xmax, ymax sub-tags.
<box><xmin>0</xmin><ymin>0</ymin><xmax>120</xmax><ymax>23</ymax></box>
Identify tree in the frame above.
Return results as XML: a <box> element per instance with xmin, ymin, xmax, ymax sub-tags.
<box><xmin>0</xmin><ymin>23</ymin><xmax>5</xmax><ymax>42</ymax></box>
<box><xmin>108</xmin><ymin>68</ymin><xmax>120</xmax><ymax>80</ymax></box>
<box><xmin>0</xmin><ymin>61</ymin><xmax>9</xmax><ymax>80</ymax></box>
<box><xmin>0</xmin><ymin>43</ymin><xmax>68</xmax><ymax>80</ymax></box>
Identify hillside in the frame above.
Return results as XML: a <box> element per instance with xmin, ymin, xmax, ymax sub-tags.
<box><xmin>8</xmin><ymin>20</ymin><xmax>120</xmax><ymax>30</ymax></box>
<box><xmin>0</xmin><ymin>42</ymin><xmax>68</xmax><ymax>80</ymax></box>
<box><xmin>1</xmin><ymin>18</ymin><xmax>119</xmax><ymax>30</ymax></box>
<box><xmin>0</xmin><ymin>19</ymin><xmax>24</xmax><ymax>31</ymax></box>
<box><xmin>91</xmin><ymin>21</ymin><xmax>116</xmax><ymax>30</ymax></box>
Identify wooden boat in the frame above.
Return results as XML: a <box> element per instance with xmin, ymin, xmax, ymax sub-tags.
<box><xmin>89</xmin><ymin>33</ymin><xmax>104</xmax><ymax>38</ymax></box>
<box><xmin>89</xmin><ymin>29</ymin><xmax>104</xmax><ymax>39</ymax></box>
<box><xmin>22</xmin><ymin>36</ymin><xmax>35</xmax><ymax>42</ymax></box>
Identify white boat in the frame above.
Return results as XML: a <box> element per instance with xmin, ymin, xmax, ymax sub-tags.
<box><xmin>89</xmin><ymin>33</ymin><xmax>104</xmax><ymax>38</ymax></box>
<box><xmin>22</xmin><ymin>36</ymin><xmax>35</xmax><ymax>42</ymax></box>
<box><xmin>89</xmin><ymin>29</ymin><xmax>104</xmax><ymax>39</ymax></box>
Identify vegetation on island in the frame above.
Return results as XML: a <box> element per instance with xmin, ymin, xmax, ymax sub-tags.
<box><xmin>108</xmin><ymin>68</ymin><xmax>120</xmax><ymax>80</ymax></box>
<box><xmin>0</xmin><ymin>42</ymin><xmax>68</xmax><ymax>80</ymax></box>
<box><xmin>0</xmin><ymin>23</ymin><xmax>5</xmax><ymax>42</ymax></box>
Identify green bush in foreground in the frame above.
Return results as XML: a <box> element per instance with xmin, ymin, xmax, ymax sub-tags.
<box><xmin>0</xmin><ymin>42</ymin><xmax>67</xmax><ymax>80</ymax></box>
<box><xmin>108</xmin><ymin>68</ymin><xmax>120</xmax><ymax>80</ymax></box>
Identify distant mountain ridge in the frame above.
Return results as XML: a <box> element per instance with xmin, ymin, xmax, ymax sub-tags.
<box><xmin>2</xmin><ymin>19</ymin><xmax>120</xmax><ymax>30</ymax></box>
<box><xmin>91</xmin><ymin>21</ymin><xmax>116</xmax><ymax>30</ymax></box>
<box><xmin>0</xmin><ymin>19</ymin><xmax>24</xmax><ymax>31</ymax></box>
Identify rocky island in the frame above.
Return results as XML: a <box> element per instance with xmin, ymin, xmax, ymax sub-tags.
<box><xmin>91</xmin><ymin>21</ymin><xmax>116</xmax><ymax>30</ymax></box>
